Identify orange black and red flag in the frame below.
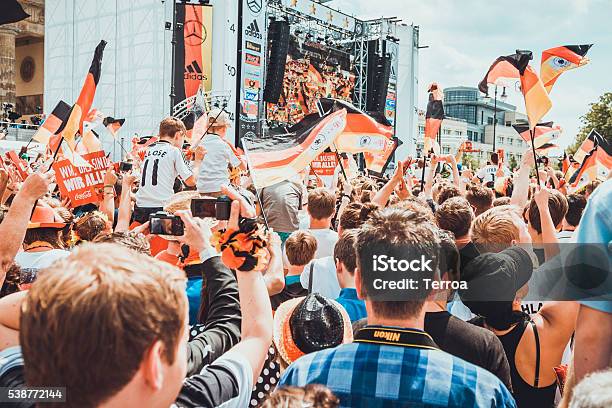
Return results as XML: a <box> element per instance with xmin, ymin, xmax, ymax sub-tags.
<box><xmin>318</xmin><ymin>98</ymin><xmax>394</xmax><ymax>155</ymax></box>
<box><xmin>32</xmin><ymin>100</ymin><xmax>72</xmax><ymax>145</ymax></box>
<box><xmin>572</xmin><ymin>129</ymin><xmax>611</xmax><ymax>165</ymax></box>
<box><xmin>103</xmin><ymin>117</ymin><xmax>125</xmax><ymax>137</ymax></box>
<box><xmin>520</xmin><ymin>64</ymin><xmax>552</xmax><ymax>129</ymax></box>
<box><xmin>562</xmin><ymin>152</ymin><xmax>570</xmax><ymax>174</ymax></box>
<box><xmin>513</xmin><ymin>122</ymin><xmax>561</xmax><ymax>147</ymax></box>
<box><xmin>569</xmin><ymin>144</ymin><xmax>612</xmax><ymax>189</ymax></box>
<box><xmin>478</xmin><ymin>53</ymin><xmax>526</xmax><ymax>93</ymax></box>
<box><xmin>424</xmin><ymin>83</ymin><xmax>444</xmax><ymax>153</ymax></box>
<box><xmin>541</xmin><ymin>44</ymin><xmax>592</xmax><ymax>93</ymax></box>
<box><xmin>75</xmin><ymin>40</ymin><xmax>107</xmax><ymax>135</ymax></box>
<box><xmin>243</xmin><ymin>109</ymin><xmax>347</xmax><ymax>188</ymax></box>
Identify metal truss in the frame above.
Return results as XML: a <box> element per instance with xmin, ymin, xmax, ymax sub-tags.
<box><xmin>172</xmin><ymin>88</ymin><xmax>232</xmax><ymax>121</ymax></box>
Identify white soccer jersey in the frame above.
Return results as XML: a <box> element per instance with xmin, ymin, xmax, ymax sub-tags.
<box><xmin>135</xmin><ymin>141</ymin><xmax>192</xmax><ymax>208</ymax></box>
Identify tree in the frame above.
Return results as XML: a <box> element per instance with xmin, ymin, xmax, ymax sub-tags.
<box><xmin>568</xmin><ymin>92</ymin><xmax>612</xmax><ymax>154</ymax></box>
<box><xmin>461</xmin><ymin>153</ymin><xmax>480</xmax><ymax>170</ymax></box>
<box><xmin>508</xmin><ymin>155</ymin><xmax>518</xmax><ymax>171</ymax></box>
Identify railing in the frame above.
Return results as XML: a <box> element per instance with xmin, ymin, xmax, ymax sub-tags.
<box><xmin>0</xmin><ymin>121</ymin><xmax>40</xmax><ymax>142</ymax></box>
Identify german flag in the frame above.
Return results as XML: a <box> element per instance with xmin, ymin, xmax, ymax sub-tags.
<box><xmin>569</xmin><ymin>145</ymin><xmax>612</xmax><ymax>189</ymax></box>
<box><xmin>520</xmin><ymin>64</ymin><xmax>552</xmax><ymax>129</ymax></box>
<box><xmin>513</xmin><ymin>122</ymin><xmax>561</xmax><ymax>147</ymax></box>
<box><xmin>364</xmin><ymin>137</ymin><xmax>401</xmax><ymax>177</ymax></box>
<box><xmin>478</xmin><ymin>53</ymin><xmax>526</xmax><ymax>93</ymax></box>
<box><xmin>75</xmin><ymin>40</ymin><xmax>107</xmax><ymax>135</ymax></box>
<box><xmin>535</xmin><ymin>143</ymin><xmax>560</xmax><ymax>155</ymax></box>
<box><xmin>0</xmin><ymin>0</ymin><xmax>29</xmax><ymax>26</ymax></box>
<box><xmin>541</xmin><ymin>45</ymin><xmax>592</xmax><ymax>93</ymax></box>
<box><xmin>424</xmin><ymin>83</ymin><xmax>444</xmax><ymax>153</ymax></box>
<box><xmin>243</xmin><ymin>109</ymin><xmax>347</xmax><ymax>188</ymax></box>
<box><xmin>32</xmin><ymin>100</ymin><xmax>72</xmax><ymax>145</ymax></box>
<box><xmin>319</xmin><ymin>98</ymin><xmax>394</xmax><ymax>154</ymax></box>
<box><xmin>573</xmin><ymin>129</ymin><xmax>611</xmax><ymax>165</ymax></box>
<box><xmin>103</xmin><ymin>117</ymin><xmax>125</xmax><ymax>137</ymax></box>
<box><xmin>561</xmin><ymin>152</ymin><xmax>570</xmax><ymax>174</ymax></box>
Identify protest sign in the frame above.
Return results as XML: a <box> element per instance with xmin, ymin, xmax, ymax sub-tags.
<box><xmin>309</xmin><ymin>152</ymin><xmax>338</xmax><ymax>188</ymax></box>
<box><xmin>53</xmin><ymin>150</ymin><xmax>110</xmax><ymax>207</ymax></box>
<box><xmin>5</xmin><ymin>150</ymin><xmax>31</xmax><ymax>181</ymax></box>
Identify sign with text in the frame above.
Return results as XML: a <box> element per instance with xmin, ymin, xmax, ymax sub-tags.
<box><xmin>5</xmin><ymin>151</ymin><xmax>30</xmax><ymax>181</ymax></box>
<box><xmin>53</xmin><ymin>150</ymin><xmax>110</xmax><ymax>207</ymax></box>
<box><xmin>309</xmin><ymin>152</ymin><xmax>338</xmax><ymax>188</ymax></box>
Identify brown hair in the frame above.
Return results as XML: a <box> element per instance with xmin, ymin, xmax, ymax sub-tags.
<box><xmin>74</xmin><ymin>211</ymin><xmax>109</xmax><ymax>242</ymax></box>
<box><xmin>355</xmin><ymin>208</ymin><xmax>439</xmax><ymax>319</ymax></box>
<box><xmin>465</xmin><ymin>184</ymin><xmax>494</xmax><ymax>216</ymax></box>
<box><xmin>159</xmin><ymin>116</ymin><xmax>186</xmax><ymax>139</ymax></box>
<box><xmin>393</xmin><ymin>197</ymin><xmax>435</xmax><ymax>223</ymax></box>
<box><xmin>493</xmin><ymin>197</ymin><xmax>511</xmax><ymax>206</ymax></box>
<box><xmin>527</xmin><ymin>189</ymin><xmax>568</xmax><ymax>234</ymax></box>
<box><xmin>92</xmin><ymin>231</ymin><xmax>151</xmax><ymax>255</ymax></box>
<box><xmin>20</xmin><ymin>243</ymin><xmax>187</xmax><ymax>407</ymax></box>
<box><xmin>334</xmin><ymin>230</ymin><xmax>358</xmax><ymax>274</ymax></box>
<box><xmin>261</xmin><ymin>385</ymin><xmax>340</xmax><ymax>408</ymax></box>
<box><xmin>436</xmin><ymin>183</ymin><xmax>462</xmax><ymax>205</ymax></box>
<box><xmin>285</xmin><ymin>231</ymin><xmax>318</xmax><ymax>266</ymax></box>
<box><xmin>435</xmin><ymin>196</ymin><xmax>473</xmax><ymax>238</ymax></box>
<box><xmin>23</xmin><ymin>228</ymin><xmax>64</xmax><ymax>249</ymax></box>
<box><xmin>472</xmin><ymin>205</ymin><xmax>521</xmax><ymax>253</ymax></box>
<box><xmin>338</xmin><ymin>202</ymin><xmax>378</xmax><ymax>231</ymax></box>
<box><xmin>307</xmin><ymin>188</ymin><xmax>336</xmax><ymax>220</ymax></box>
<box><xmin>565</xmin><ymin>193</ymin><xmax>587</xmax><ymax>227</ymax></box>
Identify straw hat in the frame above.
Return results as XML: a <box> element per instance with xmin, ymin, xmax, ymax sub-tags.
<box><xmin>27</xmin><ymin>206</ymin><xmax>66</xmax><ymax>229</ymax></box>
<box><xmin>273</xmin><ymin>294</ymin><xmax>353</xmax><ymax>366</ymax></box>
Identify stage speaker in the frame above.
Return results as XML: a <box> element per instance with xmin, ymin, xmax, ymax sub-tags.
<box><xmin>263</xmin><ymin>20</ymin><xmax>291</xmax><ymax>104</ymax></box>
<box><xmin>366</xmin><ymin>54</ymin><xmax>392</xmax><ymax>113</ymax></box>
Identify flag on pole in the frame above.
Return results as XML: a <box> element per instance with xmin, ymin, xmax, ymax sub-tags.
<box><xmin>513</xmin><ymin>122</ymin><xmax>561</xmax><ymax>148</ymax></box>
<box><xmin>103</xmin><ymin>117</ymin><xmax>125</xmax><ymax>137</ymax></box>
<box><xmin>478</xmin><ymin>53</ymin><xmax>525</xmax><ymax>93</ymax></box>
<box><xmin>319</xmin><ymin>98</ymin><xmax>394</xmax><ymax>154</ymax></box>
<box><xmin>32</xmin><ymin>101</ymin><xmax>72</xmax><ymax>145</ymax></box>
<box><xmin>572</xmin><ymin>129</ymin><xmax>611</xmax><ymax>165</ymax></box>
<box><xmin>541</xmin><ymin>44</ymin><xmax>593</xmax><ymax>93</ymax></box>
<box><xmin>243</xmin><ymin>109</ymin><xmax>347</xmax><ymax>188</ymax></box>
<box><xmin>520</xmin><ymin>64</ymin><xmax>552</xmax><ymax>129</ymax></box>
<box><xmin>364</xmin><ymin>137</ymin><xmax>402</xmax><ymax>177</ymax></box>
<box><xmin>569</xmin><ymin>145</ymin><xmax>612</xmax><ymax>189</ymax></box>
<box><xmin>424</xmin><ymin>83</ymin><xmax>444</xmax><ymax>154</ymax></box>
<box><xmin>75</xmin><ymin>40</ymin><xmax>107</xmax><ymax>135</ymax></box>
<box><xmin>562</xmin><ymin>152</ymin><xmax>570</xmax><ymax>174</ymax></box>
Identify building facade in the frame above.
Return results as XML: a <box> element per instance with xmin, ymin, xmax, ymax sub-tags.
<box><xmin>417</xmin><ymin>86</ymin><xmax>530</xmax><ymax>168</ymax></box>
<box><xmin>0</xmin><ymin>0</ymin><xmax>45</xmax><ymax>120</ymax></box>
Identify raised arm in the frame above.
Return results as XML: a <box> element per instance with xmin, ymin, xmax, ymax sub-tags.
<box><xmin>0</xmin><ymin>171</ymin><xmax>54</xmax><ymax>276</ymax></box>
<box><xmin>511</xmin><ymin>149</ymin><xmax>535</xmax><ymax>208</ymax></box>
<box><xmin>114</xmin><ymin>172</ymin><xmax>137</xmax><ymax>232</ymax></box>
<box><xmin>263</xmin><ymin>230</ymin><xmax>285</xmax><ymax>296</ymax></box>
<box><xmin>372</xmin><ymin>161</ymin><xmax>403</xmax><ymax>207</ymax></box>
<box><xmin>533</xmin><ymin>187</ymin><xmax>560</xmax><ymax>260</ymax></box>
<box><xmin>99</xmin><ymin>163</ymin><xmax>117</xmax><ymax>224</ymax></box>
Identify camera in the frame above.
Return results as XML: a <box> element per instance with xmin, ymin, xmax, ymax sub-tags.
<box><xmin>119</xmin><ymin>161</ymin><xmax>133</xmax><ymax>172</ymax></box>
<box><xmin>191</xmin><ymin>195</ymin><xmax>232</xmax><ymax>220</ymax></box>
<box><xmin>149</xmin><ymin>211</ymin><xmax>184</xmax><ymax>236</ymax></box>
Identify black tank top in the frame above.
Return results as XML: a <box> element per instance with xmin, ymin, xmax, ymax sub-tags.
<box><xmin>498</xmin><ymin>316</ymin><xmax>557</xmax><ymax>408</ymax></box>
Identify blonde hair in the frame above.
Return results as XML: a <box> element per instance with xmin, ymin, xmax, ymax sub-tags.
<box><xmin>20</xmin><ymin>243</ymin><xmax>187</xmax><ymax>407</ymax></box>
<box><xmin>164</xmin><ymin>191</ymin><xmax>201</xmax><ymax>214</ymax></box>
<box><xmin>471</xmin><ymin>205</ymin><xmax>521</xmax><ymax>253</ymax></box>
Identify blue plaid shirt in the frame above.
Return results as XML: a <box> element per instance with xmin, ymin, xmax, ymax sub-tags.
<box><xmin>279</xmin><ymin>330</ymin><xmax>516</xmax><ymax>408</ymax></box>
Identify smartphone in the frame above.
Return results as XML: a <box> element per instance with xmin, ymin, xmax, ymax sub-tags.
<box><xmin>191</xmin><ymin>196</ymin><xmax>232</xmax><ymax>220</ymax></box>
<box><xmin>149</xmin><ymin>212</ymin><xmax>184</xmax><ymax>236</ymax></box>
<box><xmin>119</xmin><ymin>161</ymin><xmax>133</xmax><ymax>172</ymax></box>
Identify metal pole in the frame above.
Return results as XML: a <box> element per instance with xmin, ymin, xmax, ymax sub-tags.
<box><xmin>492</xmin><ymin>85</ymin><xmax>497</xmax><ymax>152</ymax></box>
<box><xmin>530</xmin><ymin>128</ymin><xmax>541</xmax><ymax>186</ymax></box>
<box><xmin>169</xmin><ymin>1</ymin><xmax>178</xmax><ymax>115</ymax></box>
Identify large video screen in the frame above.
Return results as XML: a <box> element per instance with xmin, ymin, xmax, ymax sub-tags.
<box><xmin>266</xmin><ymin>36</ymin><xmax>356</xmax><ymax>126</ymax></box>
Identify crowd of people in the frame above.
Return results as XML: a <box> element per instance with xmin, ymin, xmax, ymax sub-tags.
<box><xmin>0</xmin><ymin>110</ymin><xmax>610</xmax><ymax>408</ymax></box>
<box><xmin>266</xmin><ymin>57</ymin><xmax>355</xmax><ymax>125</ymax></box>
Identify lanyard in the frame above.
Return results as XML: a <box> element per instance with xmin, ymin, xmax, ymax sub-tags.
<box><xmin>353</xmin><ymin>326</ymin><xmax>439</xmax><ymax>350</ymax></box>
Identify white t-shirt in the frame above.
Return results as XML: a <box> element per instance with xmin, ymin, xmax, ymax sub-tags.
<box><xmin>197</xmin><ymin>134</ymin><xmax>241</xmax><ymax>193</ymax></box>
<box><xmin>300</xmin><ymin>256</ymin><xmax>341</xmax><ymax>298</ymax></box>
<box><xmin>135</xmin><ymin>141</ymin><xmax>193</xmax><ymax>208</ymax></box>
<box><xmin>14</xmin><ymin>249</ymin><xmax>70</xmax><ymax>270</ymax></box>
<box><xmin>476</xmin><ymin>165</ymin><xmax>511</xmax><ymax>183</ymax></box>
<box><xmin>308</xmin><ymin>228</ymin><xmax>339</xmax><ymax>259</ymax></box>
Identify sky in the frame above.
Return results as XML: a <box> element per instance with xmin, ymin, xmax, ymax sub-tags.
<box><xmin>332</xmin><ymin>0</ymin><xmax>612</xmax><ymax>147</ymax></box>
